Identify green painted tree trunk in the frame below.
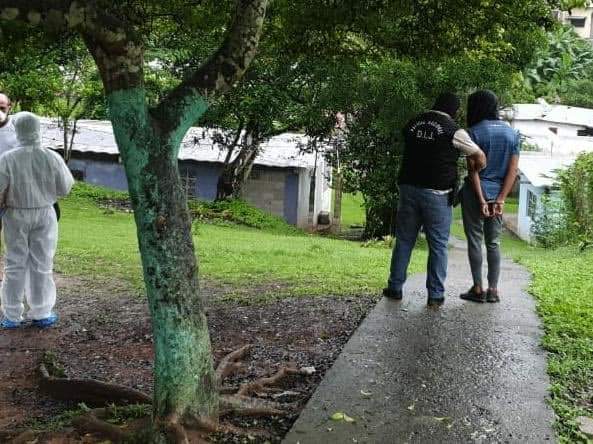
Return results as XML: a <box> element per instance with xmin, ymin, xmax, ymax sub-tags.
<box><xmin>107</xmin><ymin>88</ymin><xmax>217</xmax><ymax>435</ymax></box>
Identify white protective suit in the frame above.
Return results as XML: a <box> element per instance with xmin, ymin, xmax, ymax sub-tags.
<box><xmin>0</xmin><ymin>115</ymin><xmax>17</xmax><ymax>156</ymax></box>
<box><xmin>0</xmin><ymin>112</ymin><xmax>74</xmax><ymax>322</ymax></box>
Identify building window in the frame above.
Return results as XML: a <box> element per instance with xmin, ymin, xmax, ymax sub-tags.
<box><xmin>549</xmin><ymin>127</ymin><xmax>558</xmax><ymax>135</ymax></box>
<box><xmin>568</xmin><ymin>16</ymin><xmax>587</xmax><ymax>27</ymax></box>
<box><xmin>527</xmin><ymin>190</ymin><xmax>537</xmax><ymax>219</ymax></box>
<box><xmin>577</xmin><ymin>127</ymin><xmax>593</xmax><ymax>136</ymax></box>
<box><xmin>70</xmin><ymin>169</ymin><xmax>85</xmax><ymax>180</ymax></box>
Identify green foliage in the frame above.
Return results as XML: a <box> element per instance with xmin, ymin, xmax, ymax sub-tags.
<box><xmin>559</xmin><ymin>0</ymin><xmax>589</xmax><ymax>10</ymax></box>
<box><xmin>524</xmin><ymin>26</ymin><xmax>593</xmax><ymax>103</ymax></box>
<box><xmin>41</xmin><ymin>351</ymin><xmax>66</xmax><ymax>378</ymax></box>
<box><xmin>104</xmin><ymin>404</ymin><xmax>152</xmax><ymax>425</ymax></box>
<box><xmin>25</xmin><ymin>403</ymin><xmax>92</xmax><ymax>433</ymax></box>
<box><xmin>558</xmin><ymin>152</ymin><xmax>593</xmax><ymax>245</ymax></box>
<box><xmin>561</xmin><ymin>78</ymin><xmax>593</xmax><ymax>108</ymax></box>
<box><xmin>69</xmin><ymin>181</ymin><xmax>130</xmax><ymax>202</ymax></box>
<box><xmin>503</xmin><ymin>235</ymin><xmax>593</xmax><ymax>442</ymax></box>
<box><xmin>531</xmin><ymin>193</ymin><xmax>572</xmax><ymax>248</ymax></box>
<box><xmin>69</xmin><ymin>182</ymin><xmax>299</xmax><ymax>235</ymax></box>
<box><xmin>341</xmin><ymin>54</ymin><xmax>522</xmax><ymax>238</ymax></box>
<box><xmin>189</xmin><ymin>199</ymin><xmax>300</xmax><ymax>235</ymax></box>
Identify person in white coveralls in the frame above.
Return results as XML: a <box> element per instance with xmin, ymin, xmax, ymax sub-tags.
<box><xmin>0</xmin><ymin>112</ymin><xmax>74</xmax><ymax>329</ymax></box>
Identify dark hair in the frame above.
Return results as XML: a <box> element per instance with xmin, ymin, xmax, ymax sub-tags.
<box><xmin>432</xmin><ymin>92</ymin><xmax>460</xmax><ymax>118</ymax></box>
<box><xmin>467</xmin><ymin>90</ymin><xmax>499</xmax><ymax>127</ymax></box>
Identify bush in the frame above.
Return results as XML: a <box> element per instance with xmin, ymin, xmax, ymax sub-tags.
<box><xmin>558</xmin><ymin>152</ymin><xmax>593</xmax><ymax>247</ymax></box>
<box><xmin>188</xmin><ymin>199</ymin><xmax>300</xmax><ymax>234</ymax></box>
<box><xmin>531</xmin><ymin>193</ymin><xmax>571</xmax><ymax>248</ymax></box>
<box><xmin>69</xmin><ymin>181</ymin><xmax>129</xmax><ymax>202</ymax></box>
<box><xmin>71</xmin><ymin>182</ymin><xmax>299</xmax><ymax>234</ymax></box>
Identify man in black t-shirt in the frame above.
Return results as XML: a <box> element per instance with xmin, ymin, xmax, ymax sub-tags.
<box><xmin>383</xmin><ymin>93</ymin><xmax>486</xmax><ymax>307</ymax></box>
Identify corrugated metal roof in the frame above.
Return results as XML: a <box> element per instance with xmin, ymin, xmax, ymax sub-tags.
<box><xmin>511</xmin><ymin>104</ymin><xmax>593</xmax><ymax>127</ymax></box>
<box><xmin>40</xmin><ymin>118</ymin><xmax>320</xmax><ymax>169</ymax></box>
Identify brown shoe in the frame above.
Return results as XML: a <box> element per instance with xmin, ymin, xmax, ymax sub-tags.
<box><xmin>460</xmin><ymin>287</ymin><xmax>486</xmax><ymax>303</ymax></box>
<box><xmin>486</xmin><ymin>289</ymin><xmax>500</xmax><ymax>303</ymax></box>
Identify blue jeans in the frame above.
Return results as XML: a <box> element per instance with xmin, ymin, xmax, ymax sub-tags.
<box><xmin>387</xmin><ymin>184</ymin><xmax>453</xmax><ymax>300</ymax></box>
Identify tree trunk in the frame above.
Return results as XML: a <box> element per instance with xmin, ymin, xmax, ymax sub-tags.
<box><xmin>62</xmin><ymin>116</ymin><xmax>70</xmax><ymax>162</ymax></box>
<box><xmin>107</xmin><ymin>88</ymin><xmax>218</xmax><ymax>438</ymax></box>
<box><xmin>363</xmin><ymin>201</ymin><xmax>397</xmax><ymax>239</ymax></box>
<box><xmin>216</xmin><ymin>129</ymin><xmax>260</xmax><ymax>200</ymax></box>
<box><xmin>331</xmin><ymin>169</ymin><xmax>342</xmax><ymax>233</ymax></box>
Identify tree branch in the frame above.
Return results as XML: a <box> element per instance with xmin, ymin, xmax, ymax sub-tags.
<box><xmin>153</xmin><ymin>0</ymin><xmax>269</xmax><ymax>137</ymax></box>
<box><xmin>0</xmin><ymin>1</ymin><xmax>144</xmax><ymax>92</ymax></box>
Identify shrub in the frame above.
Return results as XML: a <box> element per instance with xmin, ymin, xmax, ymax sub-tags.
<box><xmin>558</xmin><ymin>152</ymin><xmax>593</xmax><ymax>247</ymax></box>
<box><xmin>71</xmin><ymin>182</ymin><xmax>299</xmax><ymax>234</ymax></box>
<box><xmin>69</xmin><ymin>181</ymin><xmax>129</xmax><ymax>202</ymax></box>
<box><xmin>188</xmin><ymin>199</ymin><xmax>300</xmax><ymax>234</ymax></box>
<box><xmin>531</xmin><ymin>193</ymin><xmax>571</xmax><ymax>248</ymax></box>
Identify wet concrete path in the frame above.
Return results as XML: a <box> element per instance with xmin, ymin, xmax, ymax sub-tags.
<box><xmin>284</xmin><ymin>242</ymin><xmax>554</xmax><ymax>443</ymax></box>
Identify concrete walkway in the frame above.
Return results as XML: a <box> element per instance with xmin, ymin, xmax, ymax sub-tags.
<box><xmin>284</xmin><ymin>242</ymin><xmax>554</xmax><ymax>443</ymax></box>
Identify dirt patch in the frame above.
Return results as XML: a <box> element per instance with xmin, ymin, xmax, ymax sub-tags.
<box><xmin>0</xmin><ymin>272</ymin><xmax>376</xmax><ymax>443</ymax></box>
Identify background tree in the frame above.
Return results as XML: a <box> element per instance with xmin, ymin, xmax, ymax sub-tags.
<box><xmin>0</xmin><ymin>1</ymin><xmax>269</xmax><ymax>441</ymax></box>
<box><xmin>339</xmin><ymin>55</ymin><xmax>525</xmax><ymax>238</ymax></box>
<box><xmin>524</xmin><ymin>26</ymin><xmax>593</xmax><ymax>102</ymax></box>
<box><xmin>0</xmin><ymin>0</ymin><xmax>564</xmax><ymax>439</ymax></box>
<box><xmin>48</xmin><ymin>41</ymin><xmax>103</xmax><ymax>162</ymax></box>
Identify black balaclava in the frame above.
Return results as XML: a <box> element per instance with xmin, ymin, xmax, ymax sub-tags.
<box><xmin>467</xmin><ymin>90</ymin><xmax>499</xmax><ymax>128</ymax></box>
<box><xmin>432</xmin><ymin>92</ymin><xmax>461</xmax><ymax>119</ymax></box>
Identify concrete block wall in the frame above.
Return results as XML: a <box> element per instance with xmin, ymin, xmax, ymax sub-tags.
<box><xmin>241</xmin><ymin>167</ymin><xmax>286</xmax><ymax>218</ymax></box>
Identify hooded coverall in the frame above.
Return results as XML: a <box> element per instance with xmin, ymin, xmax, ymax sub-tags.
<box><xmin>0</xmin><ymin>112</ymin><xmax>74</xmax><ymax>322</ymax></box>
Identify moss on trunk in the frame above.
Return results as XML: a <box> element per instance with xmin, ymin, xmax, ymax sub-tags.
<box><xmin>106</xmin><ymin>88</ymin><xmax>217</xmax><ymax>433</ymax></box>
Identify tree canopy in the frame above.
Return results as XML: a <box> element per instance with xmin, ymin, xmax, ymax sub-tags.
<box><xmin>0</xmin><ymin>0</ymin><xmax>568</xmax><ymax>440</ymax></box>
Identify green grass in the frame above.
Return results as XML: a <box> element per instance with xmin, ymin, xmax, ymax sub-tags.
<box><xmin>57</xmin><ymin>189</ymin><xmax>144</xmax><ymax>289</ymax></box>
<box><xmin>340</xmin><ymin>192</ymin><xmax>366</xmax><ymax>228</ymax></box>
<box><xmin>501</xmin><ymin>235</ymin><xmax>593</xmax><ymax>442</ymax></box>
<box><xmin>56</xmin><ymin>183</ymin><xmax>593</xmax><ymax>441</ymax></box>
<box><xmin>56</xmin><ymin>183</ymin><xmax>426</xmax><ymax>300</ymax></box>
<box><xmin>505</xmin><ymin>196</ymin><xmax>519</xmax><ymax>214</ymax></box>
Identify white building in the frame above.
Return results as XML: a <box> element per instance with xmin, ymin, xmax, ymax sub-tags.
<box><xmin>41</xmin><ymin>119</ymin><xmax>332</xmax><ymax>229</ymax></box>
<box><xmin>504</xmin><ymin>103</ymin><xmax>593</xmax><ymax>157</ymax></box>
<box><xmin>556</xmin><ymin>4</ymin><xmax>593</xmax><ymax>41</ymax></box>
<box><xmin>516</xmin><ymin>154</ymin><xmax>575</xmax><ymax>242</ymax></box>
<box><xmin>501</xmin><ymin>104</ymin><xmax>593</xmax><ymax>241</ymax></box>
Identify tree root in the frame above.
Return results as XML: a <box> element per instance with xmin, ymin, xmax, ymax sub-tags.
<box><xmin>215</xmin><ymin>344</ymin><xmax>252</xmax><ymax>382</ymax></box>
<box><xmin>72</xmin><ymin>408</ymin><xmax>131</xmax><ymax>442</ymax></box>
<box><xmin>38</xmin><ymin>361</ymin><xmax>152</xmax><ymax>406</ymax></box>
<box><xmin>237</xmin><ymin>365</ymin><xmax>301</xmax><ymax>396</ymax></box>
<box><xmin>35</xmin><ymin>346</ymin><xmax>311</xmax><ymax>442</ymax></box>
<box><xmin>220</xmin><ymin>394</ymin><xmax>288</xmax><ymax>417</ymax></box>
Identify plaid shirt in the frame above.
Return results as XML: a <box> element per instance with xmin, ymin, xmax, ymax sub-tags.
<box><xmin>468</xmin><ymin>120</ymin><xmax>521</xmax><ymax>201</ymax></box>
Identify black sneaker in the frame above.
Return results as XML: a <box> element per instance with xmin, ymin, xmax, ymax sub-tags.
<box><xmin>460</xmin><ymin>288</ymin><xmax>486</xmax><ymax>303</ymax></box>
<box><xmin>427</xmin><ymin>298</ymin><xmax>445</xmax><ymax>308</ymax></box>
<box><xmin>383</xmin><ymin>288</ymin><xmax>403</xmax><ymax>300</ymax></box>
<box><xmin>486</xmin><ymin>289</ymin><xmax>500</xmax><ymax>303</ymax></box>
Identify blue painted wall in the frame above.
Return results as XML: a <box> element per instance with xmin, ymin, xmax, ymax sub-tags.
<box><xmin>283</xmin><ymin>172</ymin><xmax>299</xmax><ymax>225</ymax></box>
<box><xmin>69</xmin><ymin>158</ymin><xmax>128</xmax><ymax>191</ymax></box>
<box><xmin>179</xmin><ymin>163</ymin><xmax>222</xmax><ymax>200</ymax></box>
<box><xmin>70</xmin><ymin>156</ymin><xmax>301</xmax><ymax>226</ymax></box>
